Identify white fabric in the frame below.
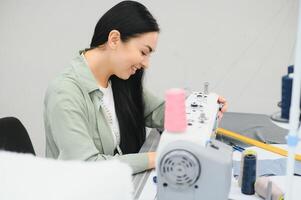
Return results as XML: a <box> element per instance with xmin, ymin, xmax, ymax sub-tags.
<box><xmin>98</xmin><ymin>82</ymin><xmax>120</xmax><ymax>147</ymax></box>
<box><xmin>0</xmin><ymin>151</ymin><xmax>133</xmax><ymax>200</ymax></box>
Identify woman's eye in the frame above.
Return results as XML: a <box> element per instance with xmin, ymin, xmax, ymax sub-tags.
<box><xmin>141</xmin><ymin>51</ymin><xmax>146</xmax><ymax>56</ymax></box>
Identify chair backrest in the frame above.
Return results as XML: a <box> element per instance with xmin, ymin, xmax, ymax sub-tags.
<box><xmin>0</xmin><ymin>117</ymin><xmax>35</xmax><ymax>155</ymax></box>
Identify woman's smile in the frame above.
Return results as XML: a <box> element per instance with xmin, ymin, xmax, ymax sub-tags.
<box><xmin>130</xmin><ymin>65</ymin><xmax>139</xmax><ymax>74</ymax></box>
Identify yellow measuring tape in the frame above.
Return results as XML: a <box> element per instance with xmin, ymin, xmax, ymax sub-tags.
<box><xmin>216</xmin><ymin>128</ymin><xmax>301</xmax><ymax>162</ymax></box>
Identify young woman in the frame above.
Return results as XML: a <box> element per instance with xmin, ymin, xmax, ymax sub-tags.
<box><xmin>44</xmin><ymin>1</ymin><xmax>227</xmax><ymax>174</ymax></box>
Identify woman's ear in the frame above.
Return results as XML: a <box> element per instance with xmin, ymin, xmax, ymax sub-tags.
<box><xmin>107</xmin><ymin>30</ymin><xmax>121</xmax><ymax>49</ymax></box>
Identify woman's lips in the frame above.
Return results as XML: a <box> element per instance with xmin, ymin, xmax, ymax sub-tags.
<box><xmin>130</xmin><ymin>65</ymin><xmax>138</xmax><ymax>74</ymax></box>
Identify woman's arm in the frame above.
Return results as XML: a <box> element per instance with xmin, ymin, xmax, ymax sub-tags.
<box><xmin>143</xmin><ymin>89</ymin><xmax>165</xmax><ymax>128</ymax></box>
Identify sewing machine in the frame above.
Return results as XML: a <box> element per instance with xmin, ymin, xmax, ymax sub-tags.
<box><xmin>155</xmin><ymin>89</ymin><xmax>233</xmax><ymax>200</ymax></box>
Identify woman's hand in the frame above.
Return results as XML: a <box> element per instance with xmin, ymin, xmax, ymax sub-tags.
<box><xmin>217</xmin><ymin>96</ymin><xmax>228</xmax><ymax>120</ymax></box>
<box><xmin>147</xmin><ymin>152</ymin><xmax>156</xmax><ymax>169</ymax></box>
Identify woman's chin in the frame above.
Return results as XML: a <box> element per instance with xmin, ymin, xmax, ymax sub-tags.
<box><xmin>116</xmin><ymin>73</ymin><xmax>131</xmax><ymax>80</ymax></box>
<box><xmin>115</xmin><ymin>70</ymin><xmax>136</xmax><ymax>80</ymax></box>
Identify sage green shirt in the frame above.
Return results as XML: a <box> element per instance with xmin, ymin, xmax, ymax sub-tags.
<box><xmin>44</xmin><ymin>54</ymin><xmax>164</xmax><ymax>174</ymax></box>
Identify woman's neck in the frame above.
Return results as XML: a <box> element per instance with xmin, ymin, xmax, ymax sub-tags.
<box><xmin>84</xmin><ymin>48</ymin><xmax>112</xmax><ymax>88</ymax></box>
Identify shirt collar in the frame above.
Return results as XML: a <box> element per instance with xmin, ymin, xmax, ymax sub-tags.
<box><xmin>71</xmin><ymin>50</ymin><xmax>101</xmax><ymax>94</ymax></box>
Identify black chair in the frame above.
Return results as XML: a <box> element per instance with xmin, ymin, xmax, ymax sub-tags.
<box><xmin>0</xmin><ymin>117</ymin><xmax>35</xmax><ymax>155</ymax></box>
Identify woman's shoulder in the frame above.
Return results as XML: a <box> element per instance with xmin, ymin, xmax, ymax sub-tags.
<box><xmin>45</xmin><ymin>65</ymin><xmax>86</xmax><ymax>104</ymax></box>
<box><xmin>49</xmin><ymin>68</ymin><xmax>81</xmax><ymax>93</ymax></box>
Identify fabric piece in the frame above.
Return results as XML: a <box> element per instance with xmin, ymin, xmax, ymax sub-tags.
<box><xmin>233</xmin><ymin>158</ymin><xmax>301</xmax><ymax>176</ymax></box>
<box><xmin>219</xmin><ymin>112</ymin><xmax>288</xmax><ymax>147</ymax></box>
<box><xmin>0</xmin><ymin>151</ymin><xmax>133</xmax><ymax>200</ymax></box>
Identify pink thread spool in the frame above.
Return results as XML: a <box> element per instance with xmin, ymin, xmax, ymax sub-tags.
<box><xmin>164</xmin><ymin>88</ymin><xmax>187</xmax><ymax>132</ymax></box>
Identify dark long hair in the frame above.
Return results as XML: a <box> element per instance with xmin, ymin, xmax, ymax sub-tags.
<box><xmin>90</xmin><ymin>1</ymin><xmax>160</xmax><ymax>154</ymax></box>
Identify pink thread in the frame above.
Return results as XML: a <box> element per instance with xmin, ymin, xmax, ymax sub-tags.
<box><xmin>164</xmin><ymin>88</ymin><xmax>187</xmax><ymax>132</ymax></box>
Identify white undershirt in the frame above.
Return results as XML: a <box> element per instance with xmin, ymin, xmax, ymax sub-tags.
<box><xmin>98</xmin><ymin>83</ymin><xmax>121</xmax><ymax>147</ymax></box>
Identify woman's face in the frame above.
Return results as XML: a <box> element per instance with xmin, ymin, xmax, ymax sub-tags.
<box><xmin>111</xmin><ymin>31</ymin><xmax>158</xmax><ymax>80</ymax></box>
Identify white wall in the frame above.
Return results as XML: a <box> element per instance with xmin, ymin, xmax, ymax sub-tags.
<box><xmin>0</xmin><ymin>0</ymin><xmax>298</xmax><ymax>156</ymax></box>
